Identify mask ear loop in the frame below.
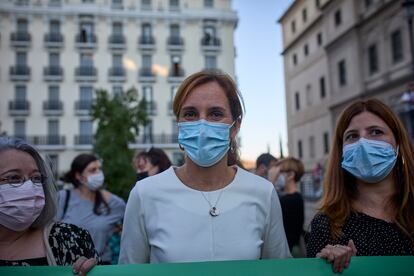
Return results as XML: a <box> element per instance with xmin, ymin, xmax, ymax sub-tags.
<box><xmin>179</xmin><ymin>144</ymin><xmax>184</xmax><ymax>151</ymax></box>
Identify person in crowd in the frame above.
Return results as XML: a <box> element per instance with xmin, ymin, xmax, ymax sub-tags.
<box><xmin>306</xmin><ymin>99</ymin><xmax>414</xmax><ymax>273</ymax></box>
<box><xmin>119</xmin><ymin>70</ymin><xmax>291</xmax><ymax>264</ymax></box>
<box><xmin>0</xmin><ymin>137</ymin><xmax>98</xmax><ymax>275</ymax></box>
<box><xmin>133</xmin><ymin>148</ymin><xmax>172</xmax><ymax>181</ymax></box>
<box><xmin>58</xmin><ymin>154</ymin><xmax>126</xmax><ymax>265</ymax></box>
<box><xmin>272</xmin><ymin>157</ymin><xmax>305</xmax><ymax>253</ymax></box>
<box><xmin>133</xmin><ymin>151</ymin><xmax>149</xmax><ymax>181</ymax></box>
<box><xmin>255</xmin><ymin>153</ymin><xmax>278</xmax><ymax>179</ymax></box>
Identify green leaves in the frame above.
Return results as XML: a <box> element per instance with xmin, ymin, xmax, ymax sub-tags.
<box><xmin>91</xmin><ymin>88</ymin><xmax>148</xmax><ymax>200</ymax></box>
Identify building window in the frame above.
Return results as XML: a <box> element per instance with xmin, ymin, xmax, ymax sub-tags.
<box><xmin>334</xmin><ymin>9</ymin><xmax>342</xmax><ymax>27</ymax></box>
<box><xmin>48</xmin><ymin>119</ymin><xmax>59</xmax><ymax>138</ymax></box>
<box><xmin>306</xmin><ymin>84</ymin><xmax>312</xmax><ymax>106</ymax></box>
<box><xmin>143</xmin><ymin>86</ymin><xmax>154</xmax><ymax>115</ymax></box>
<box><xmin>15</xmin><ymin>85</ymin><xmax>27</xmax><ymax>105</ymax></box>
<box><xmin>80</xmin><ymin>86</ymin><xmax>93</xmax><ymax>108</ymax></box>
<box><xmin>295</xmin><ymin>92</ymin><xmax>300</xmax><ymax>110</ymax></box>
<box><xmin>48</xmin><ymin>85</ymin><xmax>60</xmax><ymax>103</ymax></box>
<box><xmin>203</xmin><ymin>25</ymin><xmax>217</xmax><ymax>45</ymax></box>
<box><xmin>169</xmin><ymin>0</ymin><xmax>179</xmax><ymax>8</ymax></box>
<box><xmin>113</xmin><ymin>54</ymin><xmax>123</xmax><ymax>68</ymax></box>
<box><xmin>14</xmin><ymin>120</ymin><xmax>26</xmax><ymax>140</ymax></box>
<box><xmin>143</xmin><ymin>119</ymin><xmax>153</xmax><ymax>143</ymax></box>
<box><xmin>338</xmin><ymin>59</ymin><xmax>347</xmax><ymax>86</ymax></box>
<box><xmin>50</xmin><ymin>20</ymin><xmax>60</xmax><ymax>34</ymax></box>
<box><xmin>297</xmin><ymin>140</ymin><xmax>303</xmax><ymax>159</ymax></box>
<box><xmin>365</xmin><ymin>0</ymin><xmax>373</xmax><ymax>8</ymax></box>
<box><xmin>317</xmin><ymin>32</ymin><xmax>323</xmax><ymax>46</ymax></box>
<box><xmin>142</xmin><ymin>23</ymin><xmax>152</xmax><ymax>38</ymax></box>
<box><xmin>391</xmin><ymin>29</ymin><xmax>403</xmax><ymax>64</ymax></box>
<box><xmin>80</xmin><ymin>53</ymin><xmax>93</xmax><ymax>67</ymax></box>
<box><xmin>79</xmin><ymin>21</ymin><xmax>94</xmax><ymax>43</ymax></box>
<box><xmin>204</xmin><ymin>0</ymin><xmax>213</xmax><ymax>8</ymax></box>
<box><xmin>141</xmin><ymin>0</ymin><xmax>151</xmax><ymax>9</ymax></box>
<box><xmin>291</xmin><ymin>20</ymin><xmax>296</xmax><ymax>34</ymax></box>
<box><xmin>302</xmin><ymin>8</ymin><xmax>307</xmax><ymax>23</ymax></box>
<box><xmin>320</xmin><ymin>76</ymin><xmax>326</xmax><ymax>98</ymax></box>
<box><xmin>323</xmin><ymin>132</ymin><xmax>329</xmax><ymax>154</ymax></box>
<box><xmin>170</xmin><ymin>24</ymin><xmax>180</xmax><ymax>38</ymax></box>
<box><xmin>292</xmin><ymin>54</ymin><xmax>297</xmax><ymax>66</ymax></box>
<box><xmin>309</xmin><ymin>136</ymin><xmax>315</xmax><ymax>158</ymax></box>
<box><xmin>205</xmin><ymin>55</ymin><xmax>217</xmax><ymax>69</ymax></box>
<box><xmin>304</xmin><ymin>44</ymin><xmax>309</xmax><ymax>56</ymax></box>
<box><xmin>112</xmin><ymin>22</ymin><xmax>123</xmax><ymax>36</ymax></box>
<box><xmin>171</xmin><ymin>55</ymin><xmax>182</xmax><ymax>76</ymax></box>
<box><xmin>368</xmin><ymin>44</ymin><xmax>379</xmax><ymax>75</ymax></box>
<box><xmin>113</xmin><ymin>85</ymin><xmax>123</xmax><ymax>97</ymax></box>
<box><xmin>16</xmin><ymin>52</ymin><xmax>27</xmax><ymax>66</ymax></box>
<box><xmin>17</xmin><ymin>18</ymin><xmax>28</xmax><ymax>33</ymax></box>
<box><xmin>49</xmin><ymin>53</ymin><xmax>60</xmax><ymax>67</ymax></box>
<box><xmin>79</xmin><ymin>120</ymin><xmax>93</xmax><ymax>144</ymax></box>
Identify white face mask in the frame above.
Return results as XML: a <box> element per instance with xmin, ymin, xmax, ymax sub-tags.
<box><xmin>86</xmin><ymin>172</ymin><xmax>104</xmax><ymax>191</ymax></box>
<box><xmin>275</xmin><ymin>174</ymin><xmax>286</xmax><ymax>191</ymax></box>
<box><xmin>0</xmin><ymin>180</ymin><xmax>45</xmax><ymax>231</ymax></box>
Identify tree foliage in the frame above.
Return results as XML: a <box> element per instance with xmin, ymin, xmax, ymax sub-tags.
<box><xmin>91</xmin><ymin>88</ymin><xmax>148</xmax><ymax>200</ymax></box>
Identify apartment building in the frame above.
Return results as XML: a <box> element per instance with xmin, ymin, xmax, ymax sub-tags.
<box><xmin>0</xmin><ymin>0</ymin><xmax>238</xmax><ymax>176</ymax></box>
<box><xmin>280</xmin><ymin>0</ymin><xmax>412</xmax><ymax>170</ymax></box>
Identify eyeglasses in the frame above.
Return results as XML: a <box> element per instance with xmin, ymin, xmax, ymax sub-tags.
<box><xmin>0</xmin><ymin>174</ymin><xmax>46</xmax><ymax>187</ymax></box>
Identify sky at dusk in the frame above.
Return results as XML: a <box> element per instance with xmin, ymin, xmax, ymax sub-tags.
<box><xmin>233</xmin><ymin>0</ymin><xmax>294</xmax><ymax>163</ymax></box>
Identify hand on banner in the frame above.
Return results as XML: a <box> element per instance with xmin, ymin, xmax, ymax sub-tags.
<box><xmin>72</xmin><ymin>257</ymin><xmax>98</xmax><ymax>276</ymax></box>
<box><xmin>316</xmin><ymin>240</ymin><xmax>357</xmax><ymax>273</ymax></box>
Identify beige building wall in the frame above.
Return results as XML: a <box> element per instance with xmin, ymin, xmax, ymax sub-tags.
<box><xmin>0</xmin><ymin>0</ymin><xmax>237</xmax><ymax>176</ymax></box>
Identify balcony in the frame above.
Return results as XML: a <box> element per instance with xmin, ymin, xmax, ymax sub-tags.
<box><xmin>135</xmin><ymin>133</ymin><xmax>178</xmax><ymax>145</ymax></box>
<box><xmin>9</xmin><ymin>66</ymin><xmax>30</xmax><ymax>81</ymax></box>
<box><xmin>138</xmin><ymin>68</ymin><xmax>156</xmax><ymax>83</ymax></box>
<box><xmin>166</xmin><ymin>36</ymin><xmax>184</xmax><ymax>51</ymax></box>
<box><xmin>9</xmin><ymin>100</ymin><xmax>30</xmax><ymax>116</ymax></box>
<box><xmin>44</xmin><ymin>66</ymin><xmax>63</xmax><ymax>82</ymax></box>
<box><xmin>167</xmin><ymin>68</ymin><xmax>185</xmax><ymax>83</ymax></box>
<box><xmin>108</xmin><ymin>67</ymin><xmax>126</xmax><ymax>82</ymax></box>
<box><xmin>143</xmin><ymin>100</ymin><xmax>157</xmax><ymax>116</ymax></box>
<box><xmin>74</xmin><ymin>100</ymin><xmax>93</xmax><ymax>116</ymax></box>
<box><xmin>138</xmin><ymin>36</ymin><xmax>156</xmax><ymax>51</ymax></box>
<box><xmin>74</xmin><ymin>135</ymin><xmax>94</xmax><ymax>146</ymax></box>
<box><xmin>44</xmin><ymin>33</ymin><xmax>64</xmax><ymax>48</ymax></box>
<box><xmin>75</xmin><ymin>33</ymin><xmax>97</xmax><ymax>50</ymax></box>
<box><xmin>201</xmin><ymin>36</ymin><xmax>221</xmax><ymax>52</ymax></box>
<box><xmin>10</xmin><ymin>32</ymin><xmax>31</xmax><ymax>48</ymax></box>
<box><xmin>75</xmin><ymin>67</ymin><xmax>97</xmax><ymax>82</ymax></box>
<box><xmin>43</xmin><ymin>100</ymin><xmax>63</xmax><ymax>116</ymax></box>
<box><xmin>108</xmin><ymin>34</ymin><xmax>126</xmax><ymax>50</ymax></box>
<box><xmin>26</xmin><ymin>136</ymin><xmax>66</xmax><ymax>149</ymax></box>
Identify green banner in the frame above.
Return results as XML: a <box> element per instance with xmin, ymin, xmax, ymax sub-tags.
<box><xmin>0</xmin><ymin>256</ymin><xmax>413</xmax><ymax>276</ymax></box>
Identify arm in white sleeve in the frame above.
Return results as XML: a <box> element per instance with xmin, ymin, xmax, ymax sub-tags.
<box><xmin>261</xmin><ymin>188</ymin><xmax>292</xmax><ymax>259</ymax></box>
<box><xmin>118</xmin><ymin>186</ymin><xmax>150</xmax><ymax>264</ymax></box>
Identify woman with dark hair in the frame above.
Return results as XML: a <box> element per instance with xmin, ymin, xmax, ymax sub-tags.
<box><xmin>0</xmin><ymin>137</ymin><xmax>97</xmax><ymax>274</ymax></box>
<box><xmin>58</xmin><ymin>154</ymin><xmax>125</xmax><ymax>264</ymax></box>
<box><xmin>306</xmin><ymin>99</ymin><xmax>414</xmax><ymax>272</ymax></box>
<box><xmin>119</xmin><ymin>70</ymin><xmax>290</xmax><ymax>264</ymax></box>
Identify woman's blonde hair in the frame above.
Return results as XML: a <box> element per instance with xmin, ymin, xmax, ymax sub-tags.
<box><xmin>278</xmin><ymin>157</ymin><xmax>304</xmax><ymax>182</ymax></box>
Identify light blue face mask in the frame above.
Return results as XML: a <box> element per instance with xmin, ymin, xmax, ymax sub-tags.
<box><xmin>178</xmin><ymin>119</ymin><xmax>234</xmax><ymax>167</ymax></box>
<box><xmin>341</xmin><ymin>138</ymin><xmax>398</xmax><ymax>183</ymax></box>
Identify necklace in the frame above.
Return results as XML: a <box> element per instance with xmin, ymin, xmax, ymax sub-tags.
<box><xmin>200</xmin><ymin>189</ymin><xmax>225</xmax><ymax>217</ymax></box>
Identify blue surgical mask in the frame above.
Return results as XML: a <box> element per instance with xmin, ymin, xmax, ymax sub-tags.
<box><xmin>178</xmin><ymin>119</ymin><xmax>234</xmax><ymax>167</ymax></box>
<box><xmin>341</xmin><ymin>138</ymin><xmax>398</xmax><ymax>183</ymax></box>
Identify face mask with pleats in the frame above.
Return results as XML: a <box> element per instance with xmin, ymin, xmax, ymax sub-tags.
<box><xmin>178</xmin><ymin>119</ymin><xmax>234</xmax><ymax>167</ymax></box>
<box><xmin>341</xmin><ymin>138</ymin><xmax>398</xmax><ymax>183</ymax></box>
